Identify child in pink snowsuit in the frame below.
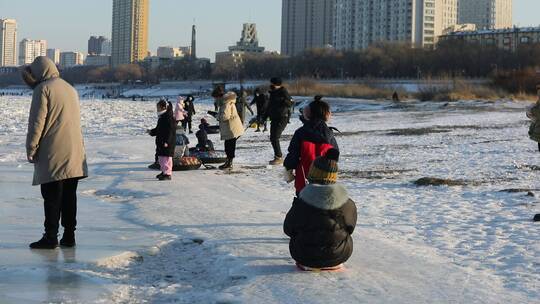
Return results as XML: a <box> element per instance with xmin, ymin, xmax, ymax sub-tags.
<box><xmin>174</xmin><ymin>96</ymin><xmax>188</xmax><ymax>125</ymax></box>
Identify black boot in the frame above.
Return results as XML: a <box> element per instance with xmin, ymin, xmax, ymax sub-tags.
<box><xmin>30</xmin><ymin>234</ymin><xmax>58</xmax><ymax>249</ymax></box>
<box><xmin>219</xmin><ymin>158</ymin><xmax>233</xmax><ymax>170</ymax></box>
<box><xmin>60</xmin><ymin>231</ymin><xmax>76</xmax><ymax>248</ymax></box>
<box><xmin>148</xmin><ymin>162</ymin><xmax>160</xmax><ymax>170</ymax></box>
<box><xmin>158</xmin><ymin>174</ymin><xmax>172</xmax><ymax>181</ymax></box>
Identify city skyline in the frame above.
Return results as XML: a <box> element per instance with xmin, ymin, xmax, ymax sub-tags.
<box><xmin>0</xmin><ymin>0</ymin><xmax>538</xmax><ymax>61</ymax></box>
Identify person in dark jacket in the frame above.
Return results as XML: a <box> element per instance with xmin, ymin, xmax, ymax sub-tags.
<box><xmin>250</xmin><ymin>87</ymin><xmax>269</xmax><ymax>132</ymax></box>
<box><xmin>264</xmin><ymin>77</ymin><xmax>294</xmax><ymax>165</ymax></box>
<box><xmin>284</xmin><ymin>149</ymin><xmax>357</xmax><ymax>270</ymax></box>
<box><xmin>147</xmin><ymin>100</ymin><xmax>177</xmax><ymax>180</ymax></box>
<box><xmin>195</xmin><ymin>121</ymin><xmax>215</xmax><ymax>151</ymax></box>
<box><xmin>284</xmin><ymin>96</ymin><xmax>338</xmax><ymax>194</ymax></box>
<box><xmin>182</xmin><ymin>95</ymin><xmax>197</xmax><ymax>133</ymax></box>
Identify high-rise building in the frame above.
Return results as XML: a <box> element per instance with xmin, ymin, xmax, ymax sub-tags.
<box><xmin>46</xmin><ymin>48</ymin><xmax>61</xmax><ymax>65</ymax></box>
<box><xmin>19</xmin><ymin>39</ymin><xmax>47</xmax><ymax>65</ymax></box>
<box><xmin>111</xmin><ymin>0</ymin><xmax>149</xmax><ymax>66</ymax></box>
<box><xmin>88</xmin><ymin>36</ymin><xmax>111</xmax><ymax>55</ymax></box>
<box><xmin>334</xmin><ymin>0</ymin><xmax>459</xmax><ymax>50</ymax></box>
<box><xmin>191</xmin><ymin>25</ymin><xmax>197</xmax><ymax>59</ymax></box>
<box><xmin>0</xmin><ymin>19</ymin><xmax>17</xmax><ymax>67</ymax></box>
<box><xmin>281</xmin><ymin>0</ymin><xmax>335</xmax><ymax>56</ymax></box>
<box><xmin>458</xmin><ymin>0</ymin><xmax>512</xmax><ymax>30</ymax></box>
<box><xmin>60</xmin><ymin>51</ymin><xmax>85</xmax><ymax>68</ymax></box>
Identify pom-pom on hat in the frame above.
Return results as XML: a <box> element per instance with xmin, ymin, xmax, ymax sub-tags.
<box><xmin>307</xmin><ymin>148</ymin><xmax>340</xmax><ymax>185</ymax></box>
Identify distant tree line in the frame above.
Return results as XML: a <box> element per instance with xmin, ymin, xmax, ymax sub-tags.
<box><xmin>2</xmin><ymin>41</ymin><xmax>540</xmax><ymax>93</ymax></box>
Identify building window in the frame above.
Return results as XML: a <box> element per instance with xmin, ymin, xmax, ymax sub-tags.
<box><xmin>520</xmin><ymin>36</ymin><xmax>530</xmax><ymax>44</ymax></box>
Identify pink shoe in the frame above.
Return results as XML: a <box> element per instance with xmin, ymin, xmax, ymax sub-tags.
<box><xmin>296</xmin><ymin>263</ymin><xmax>344</xmax><ymax>272</ymax></box>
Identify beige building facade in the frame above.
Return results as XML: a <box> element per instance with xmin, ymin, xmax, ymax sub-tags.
<box><xmin>19</xmin><ymin>39</ymin><xmax>47</xmax><ymax>65</ymax></box>
<box><xmin>0</xmin><ymin>19</ymin><xmax>17</xmax><ymax>66</ymax></box>
<box><xmin>281</xmin><ymin>0</ymin><xmax>335</xmax><ymax>56</ymax></box>
<box><xmin>111</xmin><ymin>0</ymin><xmax>149</xmax><ymax>66</ymax></box>
<box><xmin>60</xmin><ymin>51</ymin><xmax>85</xmax><ymax>68</ymax></box>
<box><xmin>458</xmin><ymin>0</ymin><xmax>512</xmax><ymax>30</ymax></box>
<box><xmin>334</xmin><ymin>0</ymin><xmax>459</xmax><ymax>50</ymax></box>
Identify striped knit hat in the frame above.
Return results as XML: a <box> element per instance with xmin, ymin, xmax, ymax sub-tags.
<box><xmin>307</xmin><ymin>148</ymin><xmax>340</xmax><ymax>185</ymax></box>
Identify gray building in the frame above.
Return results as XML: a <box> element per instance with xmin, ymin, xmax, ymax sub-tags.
<box><xmin>334</xmin><ymin>0</ymin><xmax>459</xmax><ymax>50</ymax></box>
<box><xmin>46</xmin><ymin>48</ymin><xmax>60</xmax><ymax>65</ymax></box>
<box><xmin>88</xmin><ymin>36</ymin><xmax>111</xmax><ymax>56</ymax></box>
<box><xmin>281</xmin><ymin>0</ymin><xmax>335</xmax><ymax>56</ymax></box>
<box><xmin>458</xmin><ymin>0</ymin><xmax>512</xmax><ymax>30</ymax></box>
<box><xmin>440</xmin><ymin>27</ymin><xmax>539</xmax><ymax>52</ymax></box>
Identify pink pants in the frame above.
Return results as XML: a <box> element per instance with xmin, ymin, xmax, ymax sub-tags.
<box><xmin>158</xmin><ymin>156</ymin><xmax>173</xmax><ymax>175</ymax></box>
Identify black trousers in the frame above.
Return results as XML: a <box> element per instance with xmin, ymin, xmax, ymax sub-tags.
<box><xmin>182</xmin><ymin>118</ymin><xmax>193</xmax><ymax>132</ymax></box>
<box><xmin>270</xmin><ymin>118</ymin><xmax>288</xmax><ymax>158</ymax></box>
<box><xmin>224</xmin><ymin>137</ymin><xmax>238</xmax><ymax>159</ymax></box>
<box><xmin>41</xmin><ymin>178</ymin><xmax>79</xmax><ymax>238</ymax></box>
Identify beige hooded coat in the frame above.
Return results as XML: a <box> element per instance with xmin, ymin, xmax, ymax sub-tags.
<box><xmin>26</xmin><ymin>56</ymin><xmax>88</xmax><ymax>185</ymax></box>
<box><xmin>218</xmin><ymin>92</ymin><xmax>244</xmax><ymax>141</ymax></box>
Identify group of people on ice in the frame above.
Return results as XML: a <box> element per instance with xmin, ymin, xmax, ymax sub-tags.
<box><xmin>143</xmin><ymin>74</ymin><xmax>357</xmax><ymax>270</ymax></box>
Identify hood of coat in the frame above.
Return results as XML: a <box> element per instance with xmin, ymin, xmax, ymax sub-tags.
<box><xmin>221</xmin><ymin>92</ymin><xmax>237</xmax><ymax>106</ymax></box>
<box><xmin>30</xmin><ymin>56</ymin><xmax>60</xmax><ymax>83</ymax></box>
<box><xmin>302</xmin><ymin>119</ymin><xmax>335</xmax><ymax>144</ymax></box>
<box><xmin>299</xmin><ymin>183</ymin><xmax>349</xmax><ymax>210</ymax></box>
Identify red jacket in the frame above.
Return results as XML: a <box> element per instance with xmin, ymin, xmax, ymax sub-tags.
<box><xmin>295</xmin><ymin>142</ymin><xmax>334</xmax><ymax>192</ymax></box>
<box><xmin>284</xmin><ymin>119</ymin><xmax>338</xmax><ymax>193</ymax></box>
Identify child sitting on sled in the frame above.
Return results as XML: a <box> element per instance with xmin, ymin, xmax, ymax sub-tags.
<box><xmin>195</xmin><ymin>118</ymin><xmax>215</xmax><ymax>151</ymax></box>
<box><xmin>284</xmin><ymin>148</ymin><xmax>357</xmax><ymax>271</ymax></box>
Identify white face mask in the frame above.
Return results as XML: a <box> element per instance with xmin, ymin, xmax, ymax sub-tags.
<box><xmin>157</xmin><ymin>109</ymin><xmax>167</xmax><ymax>117</ymax></box>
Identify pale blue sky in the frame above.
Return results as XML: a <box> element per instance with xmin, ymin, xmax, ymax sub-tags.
<box><xmin>0</xmin><ymin>0</ymin><xmax>538</xmax><ymax>60</ymax></box>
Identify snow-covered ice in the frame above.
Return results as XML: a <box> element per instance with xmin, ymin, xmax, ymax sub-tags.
<box><xmin>0</xmin><ymin>95</ymin><xmax>538</xmax><ymax>303</ymax></box>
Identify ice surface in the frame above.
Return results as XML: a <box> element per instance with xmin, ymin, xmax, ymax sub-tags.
<box><xmin>0</xmin><ymin>96</ymin><xmax>538</xmax><ymax>303</ymax></box>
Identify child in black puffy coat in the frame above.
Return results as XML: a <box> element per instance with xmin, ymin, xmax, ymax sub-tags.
<box><xmin>284</xmin><ymin>148</ymin><xmax>357</xmax><ymax>271</ymax></box>
<box><xmin>148</xmin><ymin>100</ymin><xmax>176</xmax><ymax>180</ymax></box>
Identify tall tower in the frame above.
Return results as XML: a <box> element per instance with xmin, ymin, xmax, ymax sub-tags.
<box><xmin>191</xmin><ymin>24</ymin><xmax>197</xmax><ymax>59</ymax></box>
<box><xmin>0</xmin><ymin>19</ymin><xmax>17</xmax><ymax>67</ymax></box>
<box><xmin>458</xmin><ymin>0</ymin><xmax>512</xmax><ymax>30</ymax></box>
<box><xmin>111</xmin><ymin>0</ymin><xmax>149</xmax><ymax>66</ymax></box>
<box><xmin>281</xmin><ymin>0</ymin><xmax>335</xmax><ymax>56</ymax></box>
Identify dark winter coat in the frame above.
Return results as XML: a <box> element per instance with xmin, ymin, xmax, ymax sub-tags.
<box><xmin>528</xmin><ymin>101</ymin><xmax>540</xmax><ymax>142</ymax></box>
<box><xmin>266</xmin><ymin>87</ymin><xmax>293</xmax><ymax>121</ymax></box>
<box><xmin>284</xmin><ymin>119</ymin><xmax>339</xmax><ymax>193</ymax></box>
<box><xmin>284</xmin><ymin>183</ymin><xmax>357</xmax><ymax>268</ymax></box>
<box><xmin>250</xmin><ymin>93</ymin><xmax>269</xmax><ymax>119</ymax></box>
<box><xmin>150</xmin><ymin>110</ymin><xmax>177</xmax><ymax>157</ymax></box>
<box><xmin>184</xmin><ymin>99</ymin><xmax>196</xmax><ymax>121</ymax></box>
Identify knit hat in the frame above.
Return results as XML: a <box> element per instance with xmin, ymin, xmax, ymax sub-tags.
<box><xmin>307</xmin><ymin>148</ymin><xmax>339</xmax><ymax>185</ymax></box>
<box><xmin>223</xmin><ymin>91</ymin><xmax>237</xmax><ymax>101</ymax></box>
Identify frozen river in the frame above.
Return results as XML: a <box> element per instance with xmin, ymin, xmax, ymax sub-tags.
<box><xmin>0</xmin><ymin>96</ymin><xmax>538</xmax><ymax>303</ymax></box>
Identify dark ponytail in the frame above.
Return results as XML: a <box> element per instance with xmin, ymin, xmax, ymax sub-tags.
<box><xmin>309</xmin><ymin>96</ymin><xmax>330</xmax><ymax>122</ymax></box>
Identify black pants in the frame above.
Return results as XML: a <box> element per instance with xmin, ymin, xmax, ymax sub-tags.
<box><xmin>270</xmin><ymin>118</ymin><xmax>288</xmax><ymax>158</ymax></box>
<box><xmin>224</xmin><ymin>137</ymin><xmax>238</xmax><ymax>159</ymax></box>
<box><xmin>538</xmin><ymin>142</ymin><xmax>540</xmax><ymax>152</ymax></box>
<box><xmin>41</xmin><ymin>178</ymin><xmax>79</xmax><ymax>238</ymax></box>
<box><xmin>182</xmin><ymin>119</ymin><xmax>193</xmax><ymax>132</ymax></box>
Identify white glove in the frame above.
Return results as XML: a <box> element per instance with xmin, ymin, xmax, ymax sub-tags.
<box><xmin>283</xmin><ymin>169</ymin><xmax>295</xmax><ymax>183</ymax></box>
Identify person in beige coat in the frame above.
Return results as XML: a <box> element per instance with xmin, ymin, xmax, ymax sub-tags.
<box><xmin>23</xmin><ymin>56</ymin><xmax>88</xmax><ymax>249</ymax></box>
<box><xmin>216</xmin><ymin>91</ymin><xmax>244</xmax><ymax>170</ymax></box>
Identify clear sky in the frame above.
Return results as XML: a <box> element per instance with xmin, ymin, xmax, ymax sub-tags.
<box><xmin>0</xmin><ymin>0</ymin><xmax>538</xmax><ymax>61</ymax></box>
